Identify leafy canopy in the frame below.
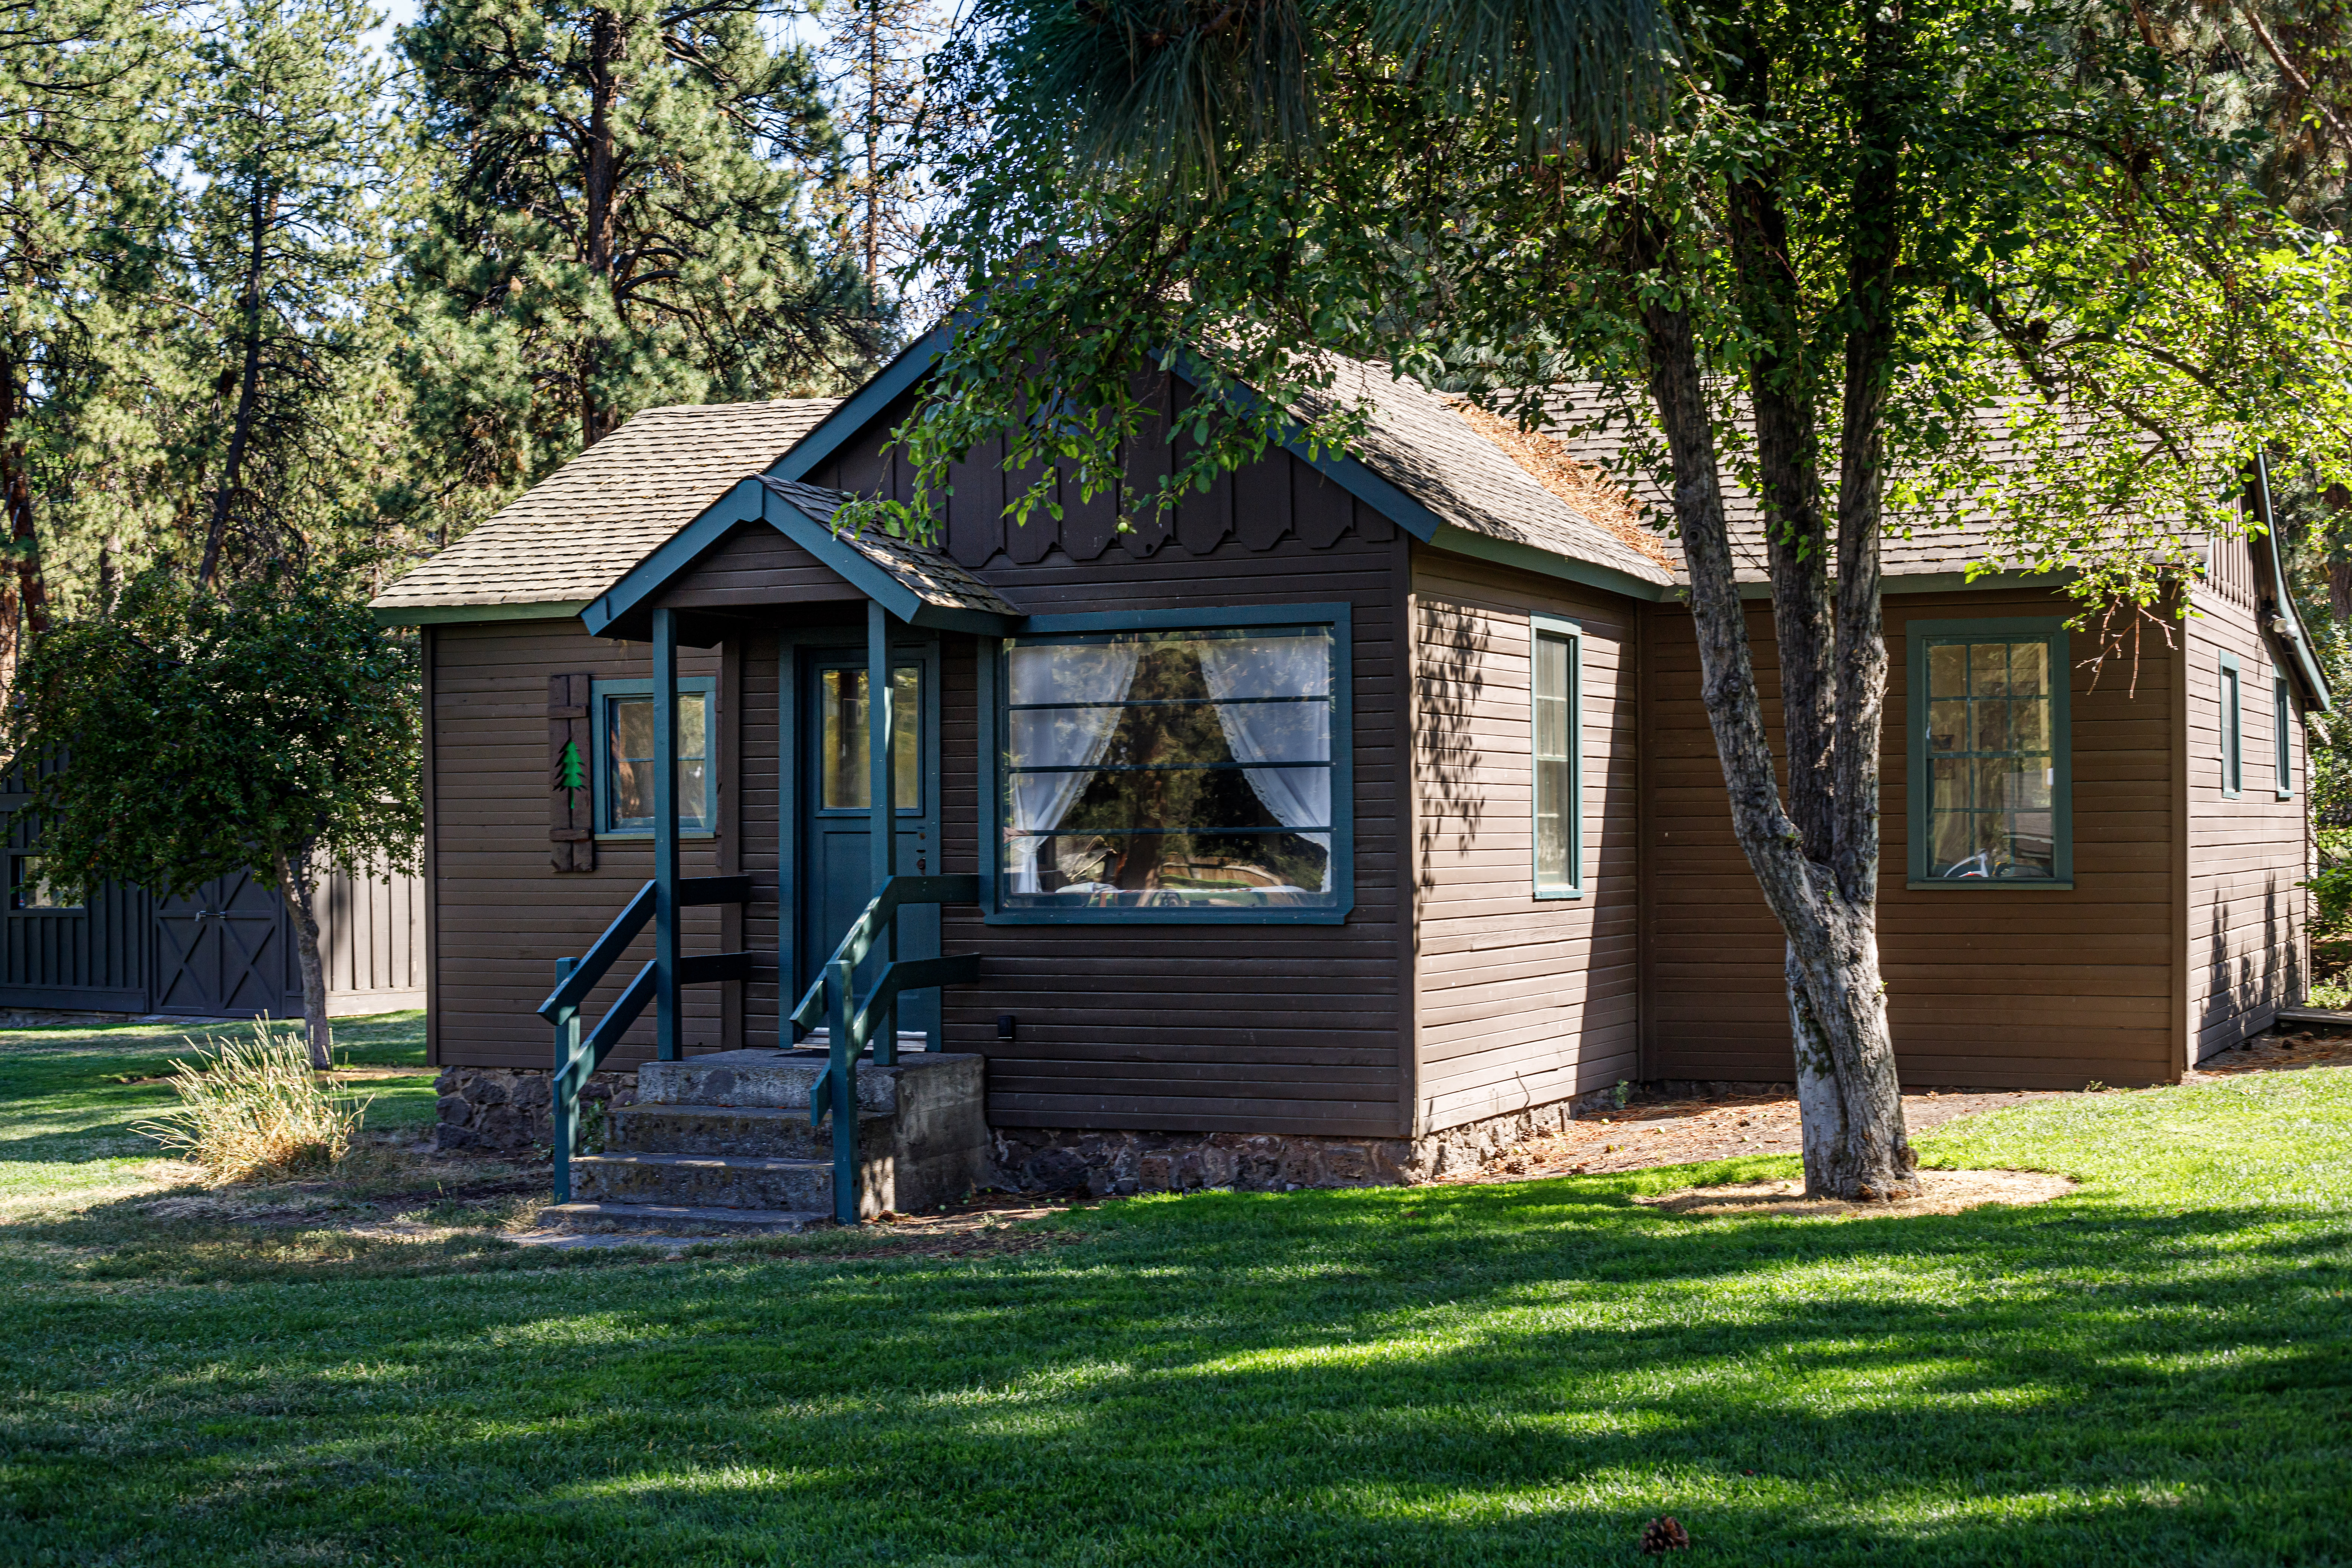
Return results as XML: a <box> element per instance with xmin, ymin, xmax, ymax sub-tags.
<box><xmin>874</xmin><ymin>0</ymin><xmax>2352</xmax><ymax>617</ymax></box>
<box><xmin>5</xmin><ymin>563</ymin><xmax>422</xmax><ymax>903</ymax></box>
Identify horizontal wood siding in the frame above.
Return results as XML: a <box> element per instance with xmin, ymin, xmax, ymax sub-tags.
<box><xmin>1643</xmin><ymin>588</ymin><xmax>2181</xmax><ymax>1088</ymax></box>
<box><xmin>909</xmin><ymin>441</ymin><xmax>1409</xmax><ymax>1138</ymax></box>
<box><xmin>655</xmin><ymin>523</ymin><xmax>863</xmax><ymax>610</ymax></box>
<box><xmin>2184</xmin><ymin>585</ymin><xmax>2307</xmax><ymax>1059</ymax></box>
<box><xmin>430</xmin><ymin>620</ymin><xmax>731</xmax><ymax>1069</ymax></box>
<box><xmin>740</xmin><ymin>633</ymin><xmax>781</xmax><ymax>1048</ymax></box>
<box><xmin>1410</xmin><ymin>546</ymin><xmax>1640</xmax><ymax>1133</ymax></box>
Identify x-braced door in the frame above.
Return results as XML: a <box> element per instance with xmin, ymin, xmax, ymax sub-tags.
<box><xmin>150</xmin><ymin>870</ymin><xmax>300</xmax><ymax>1018</ymax></box>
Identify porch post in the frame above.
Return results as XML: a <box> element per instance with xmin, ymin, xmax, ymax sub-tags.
<box><xmin>867</xmin><ymin>600</ymin><xmax>897</xmax><ymax>1061</ymax></box>
<box><xmin>653</xmin><ymin>606</ymin><xmax>680</xmax><ymax>1061</ymax></box>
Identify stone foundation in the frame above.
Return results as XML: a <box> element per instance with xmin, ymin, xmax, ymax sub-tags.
<box><xmin>993</xmin><ymin>1085</ymin><xmax>1638</xmax><ymax>1196</ymax></box>
<box><xmin>429</xmin><ymin>1063</ymin><xmax>1666</xmax><ymax>1186</ymax></box>
<box><xmin>432</xmin><ymin>1065</ymin><xmax>635</xmax><ymax>1153</ymax></box>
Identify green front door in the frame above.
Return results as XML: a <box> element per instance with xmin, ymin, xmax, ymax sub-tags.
<box><xmin>797</xmin><ymin>642</ymin><xmax>939</xmax><ymax>1046</ymax></box>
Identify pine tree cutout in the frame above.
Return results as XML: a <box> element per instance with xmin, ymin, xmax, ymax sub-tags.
<box><xmin>555</xmin><ymin>737</ymin><xmax>586</xmax><ymax>804</ymax></box>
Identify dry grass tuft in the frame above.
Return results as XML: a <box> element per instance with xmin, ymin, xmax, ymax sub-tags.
<box><xmin>133</xmin><ymin>1022</ymin><xmax>371</xmax><ymax>1185</ymax></box>
<box><xmin>1454</xmin><ymin>402</ymin><xmax>1674</xmax><ymax>570</ymax></box>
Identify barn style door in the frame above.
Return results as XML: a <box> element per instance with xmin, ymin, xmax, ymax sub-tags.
<box><xmin>150</xmin><ymin>871</ymin><xmax>300</xmax><ymax>1018</ymax></box>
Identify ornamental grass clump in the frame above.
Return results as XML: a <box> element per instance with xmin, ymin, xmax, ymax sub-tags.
<box><xmin>136</xmin><ymin>1021</ymin><xmax>369</xmax><ymax>1184</ymax></box>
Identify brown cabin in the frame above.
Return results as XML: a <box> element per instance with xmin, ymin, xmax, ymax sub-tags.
<box><xmin>372</xmin><ymin>333</ymin><xmax>2328</xmax><ymax>1212</ymax></box>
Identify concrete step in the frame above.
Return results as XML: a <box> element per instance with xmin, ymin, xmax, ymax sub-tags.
<box><xmin>609</xmin><ymin>1102</ymin><xmax>888</xmax><ymax>1159</ymax></box>
<box><xmin>637</xmin><ymin>1048</ymin><xmax>901</xmax><ymax>1110</ymax></box>
<box><xmin>541</xmin><ymin>1200</ymin><xmax>825</xmax><ymax>1234</ymax></box>
<box><xmin>569</xmin><ymin>1152</ymin><xmax>835</xmax><ymax>1212</ymax></box>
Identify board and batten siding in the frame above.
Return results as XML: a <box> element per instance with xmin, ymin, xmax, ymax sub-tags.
<box><xmin>1407</xmin><ymin>545</ymin><xmax>1640</xmax><ymax>1134</ymax></box>
<box><xmin>427</xmin><ymin>619</ymin><xmax>734</xmax><ymax>1070</ymax></box>
<box><xmin>1641</xmin><ymin>587</ymin><xmax>2182</xmax><ymax>1089</ymax></box>
<box><xmin>319</xmin><ymin>867</ymin><xmax>425</xmax><ymax>1014</ymax></box>
<box><xmin>2183</xmin><ymin>544</ymin><xmax>2309</xmax><ymax>1061</ymax></box>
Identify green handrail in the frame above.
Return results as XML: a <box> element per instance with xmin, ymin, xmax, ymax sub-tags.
<box><xmin>542</xmin><ymin>874</ymin><xmax>755</xmax><ymax>1205</ymax></box>
<box><xmin>792</xmin><ymin>873</ymin><xmax>980</xmax><ymax>1224</ymax></box>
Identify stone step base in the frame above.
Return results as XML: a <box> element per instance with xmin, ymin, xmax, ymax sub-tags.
<box><xmin>541</xmin><ymin>1200</ymin><xmax>825</xmax><ymax>1234</ymax></box>
<box><xmin>637</xmin><ymin>1047</ymin><xmax>982</xmax><ymax>1112</ymax></box>
<box><xmin>571</xmin><ymin>1151</ymin><xmax>836</xmax><ymax>1212</ymax></box>
<box><xmin>611</xmin><ymin>1102</ymin><xmax>888</xmax><ymax>1159</ymax></box>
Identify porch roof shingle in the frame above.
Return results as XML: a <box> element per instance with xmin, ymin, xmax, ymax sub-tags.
<box><xmin>756</xmin><ymin>477</ymin><xmax>1023</xmax><ymax>617</ymax></box>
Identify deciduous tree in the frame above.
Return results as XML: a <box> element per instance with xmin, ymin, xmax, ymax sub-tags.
<box><xmin>881</xmin><ymin>0</ymin><xmax>2352</xmax><ymax>1197</ymax></box>
<box><xmin>8</xmin><ymin>564</ymin><xmax>423</xmax><ymax>1068</ymax></box>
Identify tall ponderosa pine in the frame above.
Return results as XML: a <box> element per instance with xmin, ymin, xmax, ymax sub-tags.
<box><xmin>887</xmin><ymin>0</ymin><xmax>2352</xmax><ymax>1197</ymax></box>
<box><xmin>400</xmin><ymin>0</ymin><xmax>884</xmax><ymax>529</ymax></box>
<box><xmin>816</xmin><ymin>0</ymin><xmax>954</xmax><ymax>297</ymax></box>
<box><xmin>181</xmin><ymin>0</ymin><xmax>395</xmax><ymax>587</ymax></box>
<box><xmin>0</xmin><ymin>0</ymin><xmax>167</xmax><ymax>694</ymax></box>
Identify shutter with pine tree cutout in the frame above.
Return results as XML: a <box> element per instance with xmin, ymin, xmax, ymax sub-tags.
<box><xmin>548</xmin><ymin>675</ymin><xmax>595</xmax><ymax>871</ymax></box>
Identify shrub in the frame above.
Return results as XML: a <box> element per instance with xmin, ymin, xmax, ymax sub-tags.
<box><xmin>135</xmin><ymin>1021</ymin><xmax>370</xmax><ymax>1184</ymax></box>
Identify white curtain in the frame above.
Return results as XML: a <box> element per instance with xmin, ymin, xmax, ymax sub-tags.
<box><xmin>1196</xmin><ymin>632</ymin><xmax>1333</xmax><ymax>891</ymax></box>
<box><xmin>1005</xmin><ymin>640</ymin><xmax>1141</xmax><ymax>892</ymax></box>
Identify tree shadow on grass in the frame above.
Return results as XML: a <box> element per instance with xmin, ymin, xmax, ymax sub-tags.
<box><xmin>6</xmin><ymin>1173</ymin><xmax>2349</xmax><ymax>1566</ymax></box>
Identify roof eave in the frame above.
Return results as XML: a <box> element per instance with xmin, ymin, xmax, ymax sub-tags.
<box><xmin>370</xmin><ymin>598</ymin><xmax>594</xmax><ymax>626</ymax></box>
<box><xmin>2255</xmin><ymin>453</ymin><xmax>2332</xmax><ymax>713</ymax></box>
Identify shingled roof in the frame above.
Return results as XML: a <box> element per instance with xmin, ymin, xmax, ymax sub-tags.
<box><xmin>372</xmin><ymin>399</ymin><xmax>841</xmax><ymax>616</ymax></box>
<box><xmin>756</xmin><ymin>477</ymin><xmax>1021</xmax><ymax>618</ymax></box>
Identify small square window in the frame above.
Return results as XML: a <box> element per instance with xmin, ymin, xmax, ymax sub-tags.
<box><xmin>11</xmin><ymin>856</ymin><xmax>80</xmax><ymax>911</ymax></box>
<box><xmin>593</xmin><ymin>677</ymin><xmax>717</xmax><ymax>836</ymax></box>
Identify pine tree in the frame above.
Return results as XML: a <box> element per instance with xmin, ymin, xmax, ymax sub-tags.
<box><xmin>398</xmin><ymin>0</ymin><xmax>885</xmax><ymax>535</ymax></box>
<box><xmin>816</xmin><ymin>0</ymin><xmax>953</xmax><ymax>303</ymax></box>
<box><xmin>0</xmin><ymin>0</ymin><xmax>169</xmax><ymax>695</ymax></box>
<box><xmin>178</xmin><ymin>0</ymin><xmax>397</xmax><ymax>588</ymax></box>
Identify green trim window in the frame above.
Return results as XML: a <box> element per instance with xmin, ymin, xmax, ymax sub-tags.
<box><xmin>1907</xmin><ymin>619</ymin><xmax>2072</xmax><ymax>887</ymax></box>
<box><xmin>2219</xmin><ymin>652</ymin><xmax>2243</xmax><ymax>799</ymax></box>
<box><xmin>2275</xmin><ymin>673</ymin><xmax>2294</xmax><ymax>799</ymax></box>
<box><xmin>984</xmin><ymin>603</ymin><xmax>1353</xmax><ymax>923</ymax></box>
<box><xmin>1531</xmin><ymin>614</ymin><xmax>1583</xmax><ymax>898</ymax></box>
<box><xmin>593</xmin><ymin>676</ymin><xmax>718</xmax><ymax>836</ymax></box>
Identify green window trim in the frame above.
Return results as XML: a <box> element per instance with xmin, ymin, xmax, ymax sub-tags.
<box><xmin>591</xmin><ymin>675</ymin><xmax>718</xmax><ymax>839</ymax></box>
<box><xmin>978</xmin><ymin>602</ymin><xmax>1355</xmax><ymax>925</ymax></box>
<box><xmin>1905</xmin><ymin>617</ymin><xmax>2073</xmax><ymax>890</ymax></box>
<box><xmin>2275</xmin><ymin>672</ymin><xmax>2295</xmax><ymax>799</ymax></box>
<box><xmin>2219</xmin><ymin>651</ymin><xmax>2243</xmax><ymax>800</ymax></box>
<box><xmin>1530</xmin><ymin>614</ymin><xmax>1584</xmax><ymax>899</ymax></box>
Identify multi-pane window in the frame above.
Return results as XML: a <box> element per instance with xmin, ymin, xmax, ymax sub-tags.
<box><xmin>595</xmin><ymin>677</ymin><xmax>716</xmax><ymax>835</ymax></box>
<box><xmin>998</xmin><ymin>623</ymin><xmax>1338</xmax><ymax>912</ymax></box>
<box><xmin>1916</xmin><ymin>627</ymin><xmax>2068</xmax><ymax>882</ymax></box>
<box><xmin>819</xmin><ymin>665</ymin><xmax>920</xmax><ymax>811</ymax></box>
<box><xmin>1531</xmin><ymin>617</ymin><xmax>1582</xmax><ymax>896</ymax></box>
<box><xmin>2276</xmin><ymin>674</ymin><xmax>2295</xmax><ymax>798</ymax></box>
<box><xmin>2220</xmin><ymin>654</ymin><xmax>2244</xmax><ymax>798</ymax></box>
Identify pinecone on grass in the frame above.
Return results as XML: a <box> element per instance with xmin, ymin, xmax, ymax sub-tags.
<box><xmin>1638</xmin><ymin>1516</ymin><xmax>1690</xmax><ymax>1554</ymax></box>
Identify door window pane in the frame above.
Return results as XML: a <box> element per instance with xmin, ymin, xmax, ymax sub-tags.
<box><xmin>820</xmin><ymin>666</ymin><xmax>920</xmax><ymax>811</ymax></box>
<box><xmin>1000</xmin><ymin>626</ymin><xmax>1336</xmax><ymax>909</ymax></box>
<box><xmin>605</xmin><ymin>690</ymin><xmax>710</xmax><ymax>831</ymax></box>
<box><xmin>1920</xmin><ymin>637</ymin><xmax>2058</xmax><ymax>879</ymax></box>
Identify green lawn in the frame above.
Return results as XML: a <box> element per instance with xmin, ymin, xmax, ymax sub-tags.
<box><xmin>2</xmin><ymin>1026</ymin><xmax>2348</xmax><ymax>1566</ymax></box>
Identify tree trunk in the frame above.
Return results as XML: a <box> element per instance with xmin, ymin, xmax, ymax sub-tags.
<box><xmin>273</xmin><ymin>845</ymin><xmax>332</xmax><ymax>1070</ymax></box>
<box><xmin>201</xmin><ymin>180</ymin><xmax>276</xmax><ymax>588</ymax></box>
<box><xmin>0</xmin><ymin>350</ymin><xmax>48</xmax><ymax>706</ymax></box>
<box><xmin>581</xmin><ymin>5</ymin><xmax>623</xmax><ymax>449</ymax></box>
<box><xmin>1640</xmin><ymin>276</ymin><xmax>1917</xmax><ymax>1201</ymax></box>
